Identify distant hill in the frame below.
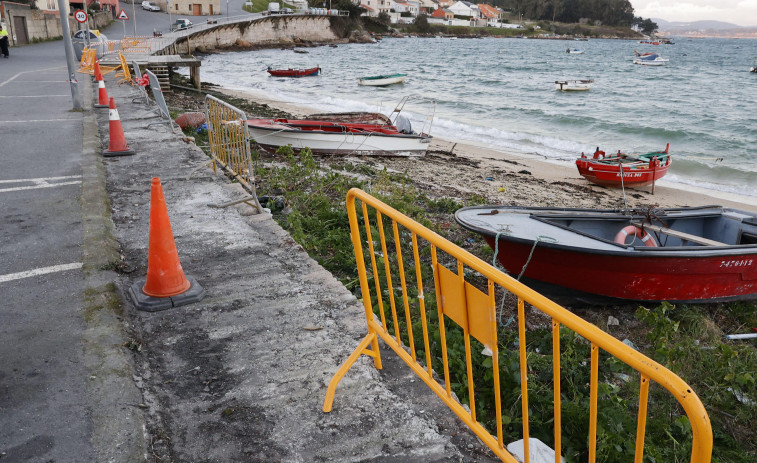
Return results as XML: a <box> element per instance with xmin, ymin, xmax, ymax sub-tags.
<box><xmin>653</xmin><ymin>18</ymin><xmax>757</xmax><ymax>38</ymax></box>
<box><xmin>653</xmin><ymin>19</ymin><xmax>744</xmax><ymax>32</ymax></box>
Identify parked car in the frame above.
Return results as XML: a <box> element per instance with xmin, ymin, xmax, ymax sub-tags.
<box><xmin>141</xmin><ymin>1</ymin><xmax>161</xmax><ymax>11</ymax></box>
<box><xmin>170</xmin><ymin>18</ymin><xmax>193</xmax><ymax>31</ymax></box>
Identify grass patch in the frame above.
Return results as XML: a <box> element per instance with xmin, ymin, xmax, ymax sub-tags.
<box><xmin>175</xmin><ymin>89</ymin><xmax>757</xmax><ymax>462</ymax></box>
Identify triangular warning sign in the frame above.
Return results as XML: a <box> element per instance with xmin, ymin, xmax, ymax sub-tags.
<box><xmin>117</xmin><ymin>10</ymin><xmax>129</xmax><ymax>20</ymax></box>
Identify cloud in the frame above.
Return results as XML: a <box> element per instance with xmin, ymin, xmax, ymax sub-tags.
<box><xmin>631</xmin><ymin>0</ymin><xmax>757</xmax><ymax>26</ymax></box>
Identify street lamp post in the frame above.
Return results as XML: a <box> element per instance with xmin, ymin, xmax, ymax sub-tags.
<box><xmin>167</xmin><ymin>0</ymin><xmax>172</xmax><ymax>30</ymax></box>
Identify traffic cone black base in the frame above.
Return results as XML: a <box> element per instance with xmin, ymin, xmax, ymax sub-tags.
<box><xmin>128</xmin><ymin>276</ymin><xmax>205</xmax><ymax>312</ymax></box>
<box><xmin>103</xmin><ymin>147</ymin><xmax>136</xmax><ymax>157</ymax></box>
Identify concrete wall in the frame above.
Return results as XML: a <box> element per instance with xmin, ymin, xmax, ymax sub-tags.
<box><xmin>0</xmin><ymin>4</ymin><xmax>111</xmax><ymax>46</ymax></box>
<box><xmin>181</xmin><ymin>16</ymin><xmax>339</xmax><ymax>53</ymax></box>
<box><xmin>2</xmin><ymin>3</ymin><xmax>63</xmax><ymax>46</ymax></box>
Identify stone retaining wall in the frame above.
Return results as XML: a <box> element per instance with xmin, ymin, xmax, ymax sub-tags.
<box><xmin>182</xmin><ymin>16</ymin><xmax>340</xmax><ymax>53</ymax></box>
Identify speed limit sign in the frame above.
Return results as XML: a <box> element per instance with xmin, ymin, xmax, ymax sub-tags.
<box><xmin>74</xmin><ymin>10</ymin><xmax>88</xmax><ymax>23</ymax></box>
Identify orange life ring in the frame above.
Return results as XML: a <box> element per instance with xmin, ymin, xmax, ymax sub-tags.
<box><xmin>614</xmin><ymin>225</ymin><xmax>657</xmax><ymax>247</ymax></box>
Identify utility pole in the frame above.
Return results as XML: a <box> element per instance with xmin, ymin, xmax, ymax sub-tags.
<box><xmin>57</xmin><ymin>0</ymin><xmax>81</xmax><ymax>110</ymax></box>
<box><xmin>132</xmin><ymin>0</ymin><xmax>138</xmax><ymax>35</ymax></box>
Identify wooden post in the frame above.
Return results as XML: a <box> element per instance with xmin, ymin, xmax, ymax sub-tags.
<box><xmin>190</xmin><ymin>64</ymin><xmax>201</xmax><ymax>90</ymax></box>
<box><xmin>651</xmin><ymin>158</ymin><xmax>657</xmax><ymax>195</ymax></box>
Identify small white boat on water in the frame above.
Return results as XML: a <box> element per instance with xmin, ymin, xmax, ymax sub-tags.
<box><xmin>633</xmin><ymin>51</ymin><xmax>669</xmax><ymax>66</ymax></box>
<box><xmin>567</xmin><ymin>48</ymin><xmax>585</xmax><ymax>54</ymax></box>
<box><xmin>555</xmin><ymin>79</ymin><xmax>594</xmax><ymax>91</ymax></box>
<box><xmin>357</xmin><ymin>73</ymin><xmax>407</xmax><ymax>87</ymax></box>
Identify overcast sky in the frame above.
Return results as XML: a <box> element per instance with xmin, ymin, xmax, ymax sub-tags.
<box><xmin>631</xmin><ymin>1</ymin><xmax>757</xmax><ymax>27</ymax></box>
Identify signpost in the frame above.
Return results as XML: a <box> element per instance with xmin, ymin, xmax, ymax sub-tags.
<box><xmin>73</xmin><ymin>10</ymin><xmax>90</xmax><ymax>48</ymax></box>
<box><xmin>117</xmin><ymin>9</ymin><xmax>129</xmax><ymax>37</ymax></box>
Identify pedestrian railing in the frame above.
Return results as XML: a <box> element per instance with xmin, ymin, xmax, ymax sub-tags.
<box><xmin>324</xmin><ymin>188</ymin><xmax>713</xmax><ymax>463</ymax></box>
<box><xmin>203</xmin><ymin>95</ymin><xmax>262</xmax><ymax>212</ymax></box>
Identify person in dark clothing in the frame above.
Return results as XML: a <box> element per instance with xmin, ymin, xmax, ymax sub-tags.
<box><xmin>0</xmin><ymin>25</ymin><xmax>9</xmax><ymax>58</ymax></box>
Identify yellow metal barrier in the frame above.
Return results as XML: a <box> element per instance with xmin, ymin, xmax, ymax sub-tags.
<box><xmin>115</xmin><ymin>53</ymin><xmax>133</xmax><ymax>86</ymax></box>
<box><xmin>120</xmin><ymin>37</ymin><xmax>153</xmax><ymax>53</ymax></box>
<box><xmin>76</xmin><ymin>48</ymin><xmax>97</xmax><ymax>75</ymax></box>
<box><xmin>204</xmin><ymin>95</ymin><xmax>262</xmax><ymax>211</ymax></box>
<box><xmin>324</xmin><ymin>188</ymin><xmax>713</xmax><ymax>463</ymax></box>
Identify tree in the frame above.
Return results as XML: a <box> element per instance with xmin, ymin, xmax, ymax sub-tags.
<box><xmin>414</xmin><ymin>14</ymin><xmax>431</xmax><ymax>33</ymax></box>
<box><xmin>639</xmin><ymin>18</ymin><xmax>658</xmax><ymax>35</ymax></box>
<box><xmin>377</xmin><ymin>11</ymin><xmax>391</xmax><ymax>27</ymax></box>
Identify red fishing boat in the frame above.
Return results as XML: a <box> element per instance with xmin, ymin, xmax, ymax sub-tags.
<box><xmin>455</xmin><ymin>205</ymin><xmax>757</xmax><ymax>304</ymax></box>
<box><xmin>266</xmin><ymin>66</ymin><xmax>321</xmax><ymax>77</ymax></box>
<box><xmin>576</xmin><ymin>143</ymin><xmax>671</xmax><ymax>188</ymax></box>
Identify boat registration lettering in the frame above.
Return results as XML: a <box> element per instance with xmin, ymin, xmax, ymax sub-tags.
<box><xmin>720</xmin><ymin>259</ymin><xmax>754</xmax><ymax>268</ymax></box>
<box><xmin>615</xmin><ymin>172</ymin><xmax>643</xmax><ymax>178</ymax></box>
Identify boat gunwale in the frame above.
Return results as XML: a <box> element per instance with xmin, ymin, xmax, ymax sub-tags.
<box><xmin>454</xmin><ymin>205</ymin><xmax>757</xmax><ymax>257</ymax></box>
<box><xmin>357</xmin><ymin>73</ymin><xmax>408</xmax><ymax>81</ymax></box>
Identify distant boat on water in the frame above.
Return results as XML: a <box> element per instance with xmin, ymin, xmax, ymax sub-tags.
<box><xmin>633</xmin><ymin>51</ymin><xmax>668</xmax><ymax>66</ymax></box>
<box><xmin>555</xmin><ymin>79</ymin><xmax>593</xmax><ymax>91</ymax></box>
<box><xmin>567</xmin><ymin>48</ymin><xmax>585</xmax><ymax>54</ymax></box>
<box><xmin>357</xmin><ymin>73</ymin><xmax>407</xmax><ymax>87</ymax></box>
<box><xmin>267</xmin><ymin>66</ymin><xmax>321</xmax><ymax>77</ymax></box>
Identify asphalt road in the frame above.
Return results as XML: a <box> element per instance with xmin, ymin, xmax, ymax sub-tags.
<box><xmin>0</xmin><ymin>41</ymin><xmax>94</xmax><ymax>461</ymax></box>
<box><xmin>103</xmin><ymin>0</ymin><xmax>250</xmax><ymax>39</ymax></box>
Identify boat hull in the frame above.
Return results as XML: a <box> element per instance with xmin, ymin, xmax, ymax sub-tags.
<box><xmin>357</xmin><ymin>74</ymin><xmax>407</xmax><ymax>86</ymax></box>
<box><xmin>576</xmin><ymin>158</ymin><xmax>670</xmax><ymax>187</ymax></box>
<box><xmin>555</xmin><ymin>80</ymin><xmax>593</xmax><ymax>91</ymax></box>
<box><xmin>633</xmin><ymin>57</ymin><xmax>668</xmax><ymax>65</ymax></box>
<box><xmin>480</xmin><ymin>236</ymin><xmax>757</xmax><ymax>304</ymax></box>
<box><xmin>267</xmin><ymin>67</ymin><xmax>321</xmax><ymax>77</ymax></box>
<box><xmin>246</xmin><ymin>119</ymin><xmax>430</xmax><ymax>157</ymax></box>
<box><xmin>455</xmin><ymin>205</ymin><xmax>757</xmax><ymax>304</ymax></box>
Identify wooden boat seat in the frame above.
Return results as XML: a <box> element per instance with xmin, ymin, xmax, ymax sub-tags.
<box><xmin>632</xmin><ymin>222</ymin><xmax>727</xmax><ymax>246</ymax></box>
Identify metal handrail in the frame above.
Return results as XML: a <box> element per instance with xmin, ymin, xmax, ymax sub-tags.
<box><xmin>324</xmin><ymin>188</ymin><xmax>713</xmax><ymax>463</ymax></box>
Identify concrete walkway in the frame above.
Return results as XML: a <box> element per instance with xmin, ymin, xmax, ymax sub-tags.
<box><xmin>1</xmin><ymin>39</ymin><xmax>497</xmax><ymax>462</ymax></box>
<box><xmin>93</xmin><ymin>65</ymin><xmax>497</xmax><ymax>462</ymax></box>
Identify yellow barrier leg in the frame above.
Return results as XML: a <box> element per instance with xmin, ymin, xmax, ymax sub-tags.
<box><xmin>323</xmin><ymin>332</ymin><xmax>378</xmax><ymax>413</ymax></box>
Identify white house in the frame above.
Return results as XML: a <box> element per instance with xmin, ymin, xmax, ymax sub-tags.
<box><xmin>391</xmin><ymin>0</ymin><xmax>419</xmax><ymax>15</ymax></box>
<box><xmin>448</xmin><ymin>1</ymin><xmax>479</xmax><ymax>18</ymax></box>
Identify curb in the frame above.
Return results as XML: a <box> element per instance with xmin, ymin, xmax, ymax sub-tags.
<box><xmin>79</xmin><ymin>76</ymin><xmax>149</xmax><ymax>461</ymax></box>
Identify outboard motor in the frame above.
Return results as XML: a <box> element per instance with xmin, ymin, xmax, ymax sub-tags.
<box><xmin>395</xmin><ymin>115</ymin><xmax>413</xmax><ymax>134</ymax></box>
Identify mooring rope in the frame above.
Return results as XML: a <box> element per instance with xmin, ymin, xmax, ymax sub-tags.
<box><xmin>492</xmin><ymin>232</ymin><xmax>557</xmax><ymax>326</ymax></box>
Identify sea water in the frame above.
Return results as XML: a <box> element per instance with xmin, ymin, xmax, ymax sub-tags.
<box><xmin>194</xmin><ymin>37</ymin><xmax>757</xmax><ymax>200</ymax></box>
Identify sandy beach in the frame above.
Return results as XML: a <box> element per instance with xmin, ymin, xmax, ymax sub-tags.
<box><xmin>216</xmin><ymin>87</ymin><xmax>757</xmax><ymax>214</ymax></box>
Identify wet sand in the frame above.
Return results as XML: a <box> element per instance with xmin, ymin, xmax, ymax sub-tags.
<box><xmin>219</xmin><ymin>87</ymin><xmax>757</xmax><ymax>213</ymax></box>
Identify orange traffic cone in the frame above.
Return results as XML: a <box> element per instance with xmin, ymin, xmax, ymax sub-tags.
<box><xmin>94</xmin><ymin>78</ymin><xmax>109</xmax><ymax>108</ymax></box>
<box><xmin>128</xmin><ymin>178</ymin><xmax>205</xmax><ymax>312</ymax></box>
<box><xmin>93</xmin><ymin>59</ymin><xmax>104</xmax><ymax>82</ymax></box>
<box><xmin>103</xmin><ymin>97</ymin><xmax>135</xmax><ymax>157</ymax></box>
<box><xmin>143</xmin><ymin>178</ymin><xmax>191</xmax><ymax>297</ymax></box>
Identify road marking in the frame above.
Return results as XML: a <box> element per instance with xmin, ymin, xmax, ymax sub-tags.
<box><xmin>0</xmin><ymin>263</ymin><xmax>83</xmax><ymax>284</ymax></box>
<box><xmin>0</xmin><ymin>95</ymin><xmax>71</xmax><ymax>98</ymax></box>
<box><xmin>0</xmin><ymin>66</ymin><xmax>66</xmax><ymax>87</ymax></box>
<box><xmin>0</xmin><ymin>119</ymin><xmax>76</xmax><ymax>123</ymax></box>
<box><xmin>0</xmin><ymin>175</ymin><xmax>82</xmax><ymax>184</ymax></box>
<box><xmin>0</xmin><ymin>175</ymin><xmax>82</xmax><ymax>193</ymax></box>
